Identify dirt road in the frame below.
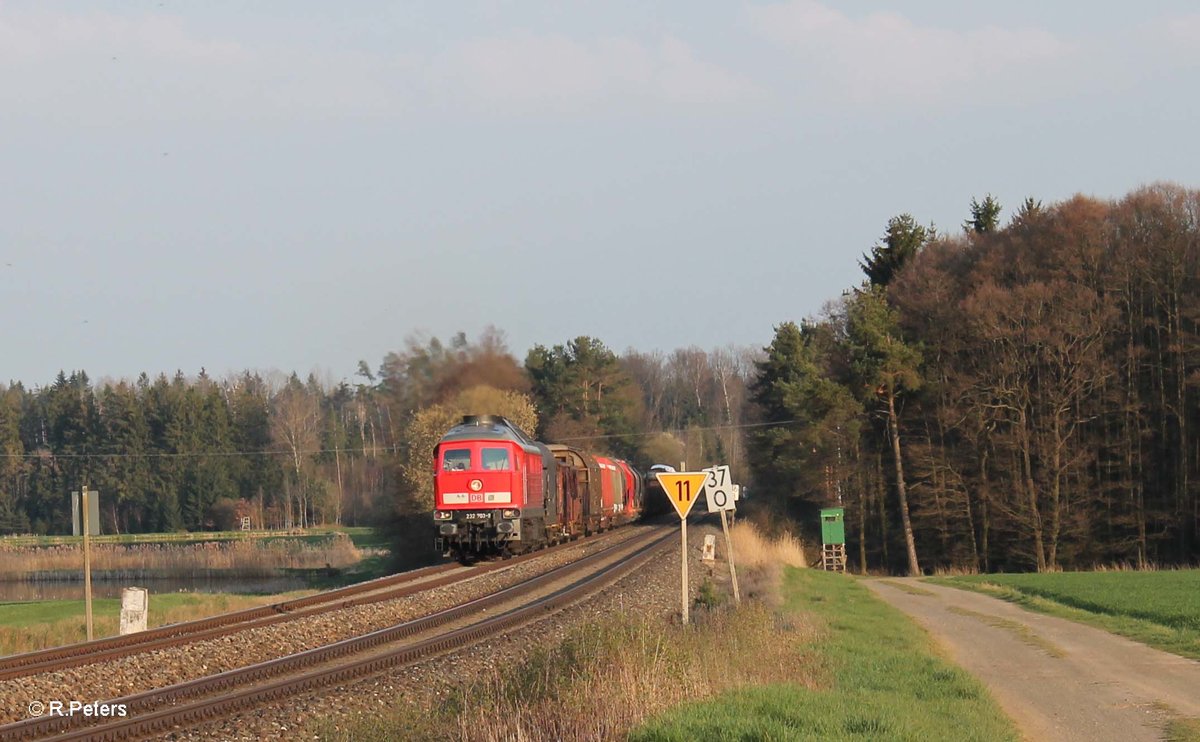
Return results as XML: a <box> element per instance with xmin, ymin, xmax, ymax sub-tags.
<box><xmin>866</xmin><ymin>579</ymin><xmax>1200</xmax><ymax>742</ymax></box>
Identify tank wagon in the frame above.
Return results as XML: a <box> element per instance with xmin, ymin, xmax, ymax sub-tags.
<box><xmin>433</xmin><ymin>415</ymin><xmax>644</xmax><ymax>561</ymax></box>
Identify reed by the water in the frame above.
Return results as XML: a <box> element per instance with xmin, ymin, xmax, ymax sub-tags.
<box><xmin>0</xmin><ymin>534</ymin><xmax>363</xmax><ymax>581</ymax></box>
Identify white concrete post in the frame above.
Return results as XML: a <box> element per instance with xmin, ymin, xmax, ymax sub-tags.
<box><xmin>120</xmin><ymin>587</ymin><xmax>148</xmax><ymax>635</ymax></box>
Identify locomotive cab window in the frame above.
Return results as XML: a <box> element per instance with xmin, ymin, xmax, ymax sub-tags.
<box><xmin>442</xmin><ymin>449</ymin><xmax>471</xmax><ymax>471</ymax></box>
<box><xmin>481</xmin><ymin>448</ymin><xmax>512</xmax><ymax>471</ymax></box>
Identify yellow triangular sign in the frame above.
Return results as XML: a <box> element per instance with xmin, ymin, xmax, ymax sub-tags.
<box><xmin>655</xmin><ymin>472</ymin><xmax>708</xmax><ymax>519</ymax></box>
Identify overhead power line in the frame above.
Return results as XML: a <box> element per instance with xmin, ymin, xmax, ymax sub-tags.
<box><xmin>554</xmin><ymin>419</ymin><xmax>805</xmax><ymax>442</ymax></box>
<box><xmin>0</xmin><ymin>419</ymin><xmax>807</xmax><ymax>460</ymax></box>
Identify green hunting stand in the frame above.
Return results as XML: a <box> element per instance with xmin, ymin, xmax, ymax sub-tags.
<box><xmin>820</xmin><ymin>507</ymin><xmax>847</xmax><ymax>573</ymax></box>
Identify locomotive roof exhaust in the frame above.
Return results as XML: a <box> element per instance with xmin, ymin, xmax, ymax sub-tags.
<box><xmin>461</xmin><ymin>414</ymin><xmax>502</xmax><ymax>426</ymax></box>
<box><xmin>448</xmin><ymin>415</ymin><xmax>538</xmax><ymax>446</ymax></box>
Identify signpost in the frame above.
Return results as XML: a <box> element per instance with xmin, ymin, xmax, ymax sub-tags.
<box><xmin>703</xmin><ymin>466</ymin><xmax>742</xmax><ymax>606</ymax></box>
<box><xmin>80</xmin><ymin>485</ymin><xmax>95</xmax><ymax>641</ymax></box>
<box><xmin>654</xmin><ymin>471</ymin><xmax>707</xmax><ymax>625</ymax></box>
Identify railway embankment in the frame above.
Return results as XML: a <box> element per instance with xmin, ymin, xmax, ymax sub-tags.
<box><xmin>307</xmin><ymin>521</ymin><xmax>1012</xmax><ymax>739</ymax></box>
<box><xmin>315</xmin><ymin>524</ymin><xmax>1016</xmax><ymax>742</ymax></box>
<box><xmin>0</xmin><ymin>523</ymin><xmax>1029</xmax><ymax>741</ymax></box>
<box><xmin>0</xmin><ymin>525</ymin><xmax>652</xmax><ymax>730</ymax></box>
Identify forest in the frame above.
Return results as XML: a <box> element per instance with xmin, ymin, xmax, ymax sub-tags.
<box><xmin>752</xmin><ymin>183</ymin><xmax>1199</xmax><ymax>572</ymax></box>
<box><xmin>1</xmin><ymin>183</ymin><xmax>1197</xmax><ymax>573</ymax></box>
<box><xmin>0</xmin><ymin>329</ymin><xmax>754</xmax><ymax>540</ymax></box>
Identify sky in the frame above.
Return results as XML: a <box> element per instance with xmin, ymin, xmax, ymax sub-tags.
<box><xmin>2</xmin><ymin>1</ymin><xmax>1198</xmax><ymax>387</ymax></box>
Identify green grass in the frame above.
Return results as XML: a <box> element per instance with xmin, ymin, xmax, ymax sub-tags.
<box><xmin>1167</xmin><ymin>718</ymin><xmax>1200</xmax><ymax>742</ymax></box>
<box><xmin>0</xmin><ymin>598</ymin><xmax>122</xmax><ymax>627</ymax></box>
<box><xmin>0</xmin><ymin>592</ymin><xmax>265</xmax><ymax>627</ymax></box>
<box><xmin>929</xmin><ymin>570</ymin><xmax>1200</xmax><ymax>661</ymax></box>
<box><xmin>337</xmin><ymin>526</ymin><xmax>389</xmax><ymax>550</ymax></box>
<box><xmin>630</xmin><ymin>569</ymin><xmax>1018</xmax><ymax>742</ymax></box>
<box><xmin>944</xmin><ymin>606</ymin><xmax>1066</xmax><ymax>658</ymax></box>
<box><xmin>878</xmin><ymin>580</ymin><xmax>935</xmax><ymax>597</ymax></box>
<box><xmin>0</xmin><ymin>591</ymin><xmax>314</xmax><ymax>656</ymax></box>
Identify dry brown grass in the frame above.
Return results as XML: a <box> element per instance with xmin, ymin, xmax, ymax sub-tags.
<box><xmin>324</xmin><ymin>559</ymin><xmax>823</xmax><ymax>742</ymax></box>
<box><xmin>1091</xmin><ymin>561</ymin><xmax>1168</xmax><ymax>572</ymax></box>
<box><xmin>931</xmin><ymin>564</ymin><xmax>981</xmax><ymax>577</ymax></box>
<box><xmin>329</xmin><ymin>598</ymin><xmax>822</xmax><ymax>742</ymax></box>
<box><xmin>461</xmin><ymin>607</ymin><xmax>819</xmax><ymax>742</ymax></box>
<box><xmin>0</xmin><ymin>535</ymin><xmax>361</xmax><ymax>580</ymax></box>
<box><xmin>729</xmin><ymin>521</ymin><xmax>806</xmax><ymax>569</ymax></box>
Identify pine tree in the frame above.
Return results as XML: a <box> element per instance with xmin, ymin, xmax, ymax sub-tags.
<box><xmin>859</xmin><ymin>214</ymin><xmax>928</xmax><ymax>287</ymax></box>
<box><xmin>846</xmin><ymin>287</ymin><xmax>923</xmax><ymax>575</ymax></box>
<box><xmin>748</xmin><ymin>322</ymin><xmax>861</xmax><ymax>516</ymax></box>
<box><xmin>965</xmin><ymin>194</ymin><xmax>1002</xmax><ymax>234</ymax></box>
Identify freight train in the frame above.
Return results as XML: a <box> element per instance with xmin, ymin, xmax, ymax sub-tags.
<box><xmin>432</xmin><ymin>415</ymin><xmax>650</xmax><ymax>561</ymax></box>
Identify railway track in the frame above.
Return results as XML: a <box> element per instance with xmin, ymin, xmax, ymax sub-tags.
<box><xmin>0</xmin><ymin>524</ymin><xmax>673</xmax><ymax>741</ymax></box>
<box><xmin>0</xmin><ymin>526</ymin><xmax>644</xmax><ymax>683</ymax></box>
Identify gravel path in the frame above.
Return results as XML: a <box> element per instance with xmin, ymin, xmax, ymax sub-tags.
<box><xmin>175</xmin><ymin>521</ymin><xmax>722</xmax><ymax>741</ymax></box>
<box><xmin>0</xmin><ymin>525</ymin><xmax>653</xmax><ymax>727</ymax></box>
<box><xmin>866</xmin><ymin>578</ymin><xmax>1200</xmax><ymax>742</ymax></box>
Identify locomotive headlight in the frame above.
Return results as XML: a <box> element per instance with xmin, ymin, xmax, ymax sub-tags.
<box><xmin>501</xmin><ymin>509</ymin><xmax>520</xmax><ymax>519</ymax></box>
<box><xmin>434</xmin><ymin>511</ymin><xmax>453</xmax><ymax>520</ymax></box>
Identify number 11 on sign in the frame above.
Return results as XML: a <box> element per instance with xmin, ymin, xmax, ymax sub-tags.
<box><xmin>655</xmin><ymin>472</ymin><xmax>707</xmax><ymax>624</ymax></box>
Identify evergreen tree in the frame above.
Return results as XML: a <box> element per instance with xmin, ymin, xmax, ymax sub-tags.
<box><xmin>965</xmin><ymin>194</ymin><xmax>1002</xmax><ymax>234</ymax></box>
<box><xmin>846</xmin><ymin>287</ymin><xmax>923</xmax><ymax>575</ymax></box>
<box><xmin>859</xmin><ymin>214</ymin><xmax>928</xmax><ymax>287</ymax></box>
<box><xmin>526</xmin><ymin>336</ymin><xmax>642</xmax><ymax>456</ymax></box>
<box><xmin>94</xmin><ymin>382</ymin><xmax>153</xmax><ymax>533</ymax></box>
<box><xmin>748</xmin><ymin>322</ymin><xmax>861</xmax><ymax>515</ymax></box>
<box><xmin>0</xmin><ymin>384</ymin><xmax>29</xmax><ymax>534</ymax></box>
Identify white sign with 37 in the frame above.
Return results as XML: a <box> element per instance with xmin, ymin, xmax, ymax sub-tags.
<box><xmin>703</xmin><ymin>465</ymin><xmax>739</xmax><ymax>513</ymax></box>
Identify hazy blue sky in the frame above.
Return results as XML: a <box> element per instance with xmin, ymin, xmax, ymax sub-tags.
<box><xmin>2</xmin><ymin>1</ymin><xmax>1198</xmax><ymax>386</ymax></box>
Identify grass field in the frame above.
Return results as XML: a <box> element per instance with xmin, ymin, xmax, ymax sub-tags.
<box><xmin>631</xmin><ymin>570</ymin><xmax>1017</xmax><ymax>742</ymax></box>
<box><xmin>0</xmin><ymin>590</ymin><xmax>314</xmax><ymax>656</ymax></box>
<box><xmin>1167</xmin><ymin>717</ymin><xmax>1200</xmax><ymax>742</ymax></box>
<box><xmin>0</xmin><ymin>526</ymin><xmax>394</xmax><ymax>655</ymax></box>
<box><xmin>930</xmin><ymin>570</ymin><xmax>1200</xmax><ymax>661</ymax></box>
<box><xmin>324</xmin><ymin>567</ymin><xmax>1016</xmax><ymax>742</ymax></box>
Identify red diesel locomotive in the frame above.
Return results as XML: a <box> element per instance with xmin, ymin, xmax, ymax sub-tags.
<box><xmin>433</xmin><ymin>415</ymin><xmax>643</xmax><ymax>561</ymax></box>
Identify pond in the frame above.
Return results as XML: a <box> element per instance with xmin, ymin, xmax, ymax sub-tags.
<box><xmin>0</xmin><ymin>575</ymin><xmax>310</xmax><ymax>602</ymax></box>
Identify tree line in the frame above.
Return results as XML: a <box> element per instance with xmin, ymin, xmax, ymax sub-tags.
<box><xmin>0</xmin><ymin>328</ymin><xmax>757</xmax><ymax>538</ymax></box>
<box><xmin>750</xmin><ymin>184</ymin><xmax>1199</xmax><ymax>571</ymax></box>
<box><xmin>3</xmin><ymin>182</ymin><xmax>1196</xmax><ymax>573</ymax></box>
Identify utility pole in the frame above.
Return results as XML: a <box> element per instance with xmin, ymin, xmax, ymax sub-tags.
<box><xmin>82</xmin><ymin>484</ymin><xmax>94</xmax><ymax>642</ymax></box>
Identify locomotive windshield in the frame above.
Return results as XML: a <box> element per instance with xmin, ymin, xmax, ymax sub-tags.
<box><xmin>481</xmin><ymin>448</ymin><xmax>512</xmax><ymax>471</ymax></box>
<box><xmin>442</xmin><ymin>449</ymin><xmax>471</xmax><ymax>471</ymax></box>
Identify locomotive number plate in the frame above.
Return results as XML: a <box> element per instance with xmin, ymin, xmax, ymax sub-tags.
<box><xmin>464</xmin><ymin>512</ymin><xmax>491</xmax><ymax>520</ymax></box>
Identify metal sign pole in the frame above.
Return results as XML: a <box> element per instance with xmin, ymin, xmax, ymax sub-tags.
<box><xmin>719</xmin><ymin>508</ymin><xmax>741</xmax><ymax>605</ymax></box>
<box><xmin>680</xmin><ymin>514</ymin><xmax>689</xmax><ymax>625</ymax></box>
<box><xmin>655</xmin><ymin>471</ymin><xmax>704</xmax><ymax>627</ymax></box>
<box><xmin>82</xmin><ymin>485</ymin><xmax>94</xmax><ymax>642</ymax></box>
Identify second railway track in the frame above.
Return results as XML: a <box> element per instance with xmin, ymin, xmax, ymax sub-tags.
<box><xmin>0</xmin><ymin>524</ymin><xmax>674</xmax><ymax>741</ymax></box>
<box><xmin>0</xmin><ymin>525</ymin><xmax>648</xmax><ymax>683</ymax></box>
